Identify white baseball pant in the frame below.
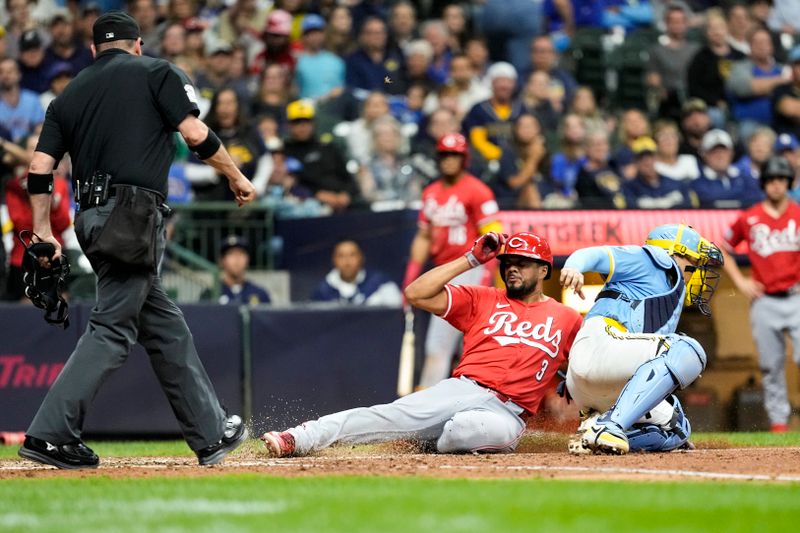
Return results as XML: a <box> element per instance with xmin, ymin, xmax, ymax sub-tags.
<box><xmin>287</xmin><ymin>376</ymin><xmax>526</xmax><ymax>455</ymax></box>
<box><xmin>750</xmin><ymin>293</ymin><xmax>800</xmax><ymax>426</ymax></box>
<box><xmin>418</xmin><ymin>266</ymin><xmax>486</xmax><ymax>388</ymax></box>
<box><xmin>566</xmin><ymin>316</ymin><xmax>676</xmax><ymax>426</ymax></box>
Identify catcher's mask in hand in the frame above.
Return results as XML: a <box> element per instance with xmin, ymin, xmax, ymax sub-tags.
<box><xmin>18</xmin><ymin>230</ymin><xmax>70</xmax><ymax>328</ymax></box>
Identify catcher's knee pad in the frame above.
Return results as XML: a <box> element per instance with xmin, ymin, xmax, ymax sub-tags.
<box><xmin>627</xmin><ymin>395</ymin><xmax>691</xmax><ymax>452</ymax></box>
<box><xmin>663</xmin><ymin>335</ymin><xmax>706</xmax><ymax>389</ymax></box>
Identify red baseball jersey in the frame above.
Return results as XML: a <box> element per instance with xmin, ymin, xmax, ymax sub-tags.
<box><xmin>443</xmin><ymin>285</ymin><xmax>583</xmax><ymax>414</ymax></box>
<box><xmin>418</xmin><ymin>173</ymin><xmax>499</xmax><ymax>266</ymax></box>
<box><xmin>724</xmin><ymin>202</ymin><xmax>800</xmax><ymax>293</ymax></box>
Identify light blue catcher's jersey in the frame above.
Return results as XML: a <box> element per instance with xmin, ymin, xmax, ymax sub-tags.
<box><xmin>566</xmin><ymin>245</ymin><xmax>686</xmax><ymax>334</ymax></box>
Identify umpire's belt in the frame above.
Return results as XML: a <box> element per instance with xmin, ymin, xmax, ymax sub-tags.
<box><xmin>79</xmin><ymin>185</ymin><xmax>164</xmax><ymax>211</ymax></box>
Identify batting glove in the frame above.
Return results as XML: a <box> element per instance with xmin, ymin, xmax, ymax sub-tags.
<box><xmin>465</xmin><ymin>232</ymin><xmax>507</xmax><ymax>267</ymax></box>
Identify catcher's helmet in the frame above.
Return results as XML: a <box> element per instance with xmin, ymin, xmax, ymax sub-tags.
<box><xmin>759</xmin><ymin>155</ymin><xmax>794</xmax><ymax>190</ymax></box>
<box><xmin>497</xmin><ymin>232</ymin><xmax>553</xmax><ymax>279</ymax></box>
<box><xmin>18</xmin><ymin>231</ymin><xmax>70</xmax><ymax>328</ymax></box>
<box><xmin>645</xmin><ymin>224</ymin><xmax>723</xmax><ymax>316</ymax></box>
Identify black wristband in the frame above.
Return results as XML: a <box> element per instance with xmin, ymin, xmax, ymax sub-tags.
<box><xmin>189</xmin><ymin>129</ymin><xmax>222</xmax><ymax>160</ymax></box>
<box><xmin>27</xmin><ymin>172</ymin><xmax>54</xmax><ymax>194</ymax></box>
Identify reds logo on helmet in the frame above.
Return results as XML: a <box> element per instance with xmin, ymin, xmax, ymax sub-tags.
<box><xmin>497</xmin><ymin>232</ymin><xmax>553</xmax><ymax>279</ymax></box>
<box><xmin>436</xmin><ymin>133</ymin><xmax>469</xmax><ymax>156</ymax></box>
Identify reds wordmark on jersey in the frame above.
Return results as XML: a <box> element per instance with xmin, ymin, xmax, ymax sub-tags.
<box><xmin>442</xmin><ymin>285</ymin><xmax>583</xmax><ymax>414</ymax></box>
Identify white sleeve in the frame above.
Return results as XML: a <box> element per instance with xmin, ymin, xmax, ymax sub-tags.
<box><xmin>365</xmin><ymin>281</ymin><xmax>403</xmax><ymax>307</ymax></box>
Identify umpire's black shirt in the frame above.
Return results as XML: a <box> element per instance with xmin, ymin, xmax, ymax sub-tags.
<box><xmin>36</xmin><ymin>48</ymin><xmax>199</xmax><ymax>196</ymax></box>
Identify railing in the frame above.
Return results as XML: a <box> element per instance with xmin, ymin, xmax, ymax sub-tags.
<box><xmin>169</xmin><ymin>203</ymin><xmax>275</xmax><ymax>270</ymax></box>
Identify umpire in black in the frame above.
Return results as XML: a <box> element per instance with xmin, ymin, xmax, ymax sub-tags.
<box><xmin>18</xmin><ymin>11</ymin><xmax>256</xmax><ymax>469</ymax></box>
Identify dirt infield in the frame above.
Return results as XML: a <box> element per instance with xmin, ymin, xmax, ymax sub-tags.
<box><xmin>2</xmin><ymin>434</ymin><xmax>800</xmax><ymax>483</ymax></box>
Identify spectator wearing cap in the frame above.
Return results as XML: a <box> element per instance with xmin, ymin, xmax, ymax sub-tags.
<box><xmin>345</xmin><ymin>16</ymin><xmax>407</xmax><ymax>96</ymax></box>
<box><xmin>623</xmin><ymin>136</ymin><xmax>697</xmax><ymax>209</ymax></box>
<box><xmin>692</xmin><ymin>128</ymin><xmax>762</xmax><ymax>207</ymax></box>
<box><xmin>463</xmin><ymin>61</ymin><xmax>525</xmax><ymax>163</ymax></box>
<box><xmin>726</xmin><ymin>27</ymin><xmax>790</xmax><ymax>141</ymax></box>
<box><xmin>0</xmin><ymin>57</ymin><xmax>44</xmax><ymax>142</ymax></box>
<box><xmin>251</xmin><ymin>9</ymin><xmax>297</xmax><ymax>76</ymax></box>
<box><xmin>646</xmin><ymin>3</ymin><xmax>700</xmax><ymax>121</ymax></box>
<box><xmin>283</xmin><ymin>99</ymin><xmax>360</xmax><ymax>213</ymax></box>
<box><xmin>216</xmin><ymin>0</ymin><xmax>268</xmax><ymax>47</ymax></box>
<box><xmin>311</xmin><ymin>238</ymin><xmax>402</xmax><ymax>306</ymax></box>
<box><xmin>194</xmin><ymin>41</ymin><xmax>235</xmax><ymax>102</ymax></box>
<box><xmin>653</xmin><ymin>120</ymin><xmax>701</xmax><ymax>182</ymax></box>
<box><xmin>678</xmin><ymin>98</ymin><xmax>713</xmax><ymax>159</ymax></box>
<box><xmin>39</xmin><ymin>61</ymin><xmax>73</xmax><ymax>110</ymax></box>
<box><xmin>203</xmin><ymin>236</ymin><xmax>271</xmax><ymax>306</ymax></box>
<box><xmin>294</xmin><ymin>14</ymin><xmax>345</xmax><ymax>101</ymax></box>
<box><xmin>687</xmin><ymin>9</ymin><xmax>746</xmax><ymax>128</ymax></box>
<box><xmin>41</xmin><ymin>8</ymin><xmax>93</xmax><ymax>76</ymax></box>
<box><xmin>772</xmin><ymin>46</ymin><xmax>800</xmax><ymax>141</ymax></box>
<box><xmin>128</xmin><ymin>0</ymin><xmax>161</xmax><ymax>57</ymax></box>
<box><xmin>17</xmin><ymin>29</ymin><xmax>48</xmax><ymax>94</ymax></box>
<box><xmin>576</xmin><ymin>127</ymin><xmax>625</xmax><ymax>209</ymax></box>
<box><xmin>519</xmin><ymin>35</ymin><xmax>577</xmax><ymax>111</ymax></box>
<box><xmin>734</xmin><ymin>126</ymin><xmax>775</xmax><ymax>190</ymax></box>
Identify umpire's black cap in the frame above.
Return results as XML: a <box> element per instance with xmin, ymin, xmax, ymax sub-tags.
<box><xmin>93</xmin><ymin>11</ymin><xmax>140</xmax><ymax>45</ymax></box>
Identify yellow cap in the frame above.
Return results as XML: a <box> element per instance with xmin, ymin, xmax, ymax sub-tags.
<box><xmin>286</xmin><ymin>100</ymin><xmax>315</xmax><ymax>121</ymax></box>
<box><xmin>631</xmin><ymin>136</ymin><xmax>657</xmax><ymax>156</ymax></box>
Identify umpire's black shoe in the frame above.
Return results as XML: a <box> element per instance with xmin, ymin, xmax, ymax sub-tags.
<box><xmin>18</xmin><ymin>436</ymin><xmax>100</xmax><ymax>469</ymax></box>
<box><xmin>196</xmin><ymin>415</ymin><xmax>249</xmax><ymax>466</ymax></box>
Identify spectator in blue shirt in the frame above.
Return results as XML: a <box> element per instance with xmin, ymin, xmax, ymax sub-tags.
<box><xmin>311</xmin><ymin>239</ymin><xmax>402</xmax><ymax>306</ymax></box>
<box><xmin>295</xmin><ymin>14</ymin><xmax>346</xmax><ymax>101</ymax></box>
<box><xmin>0</xmin><ymin>57</ymin><xmax>44</xmax><ymax>142</ymax></box>
<box><xmin>623</xmin><ymin>136</ymin><xmax>697</xmax><ymax>209</ymax></box>
<box><xmin>204</xmin><ymin>236</ymin><xmax>272</xmax><ymax>306</ymax></box>
<box><xmin>692</xmin><ymin>129</ymin><xmax>762</xmax><ymax>208</ymax></box>
<box><xmin>726</xmin><ymin>27</ymin><xmax>791</xmax><ymax>141</ymax></box>
<box><xmin>345</xmin><ymin>17</ymin><xmax>407</xmax><ymax>96</ymax></box>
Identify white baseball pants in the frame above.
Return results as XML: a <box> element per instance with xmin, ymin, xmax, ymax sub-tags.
<box><xmin>287</xmin><ymin>376</ymin><xmax>526</xmax><ymax>455</ymax></box>
<box><xmin>750</xmin><ymin>294</ymin><xmax>800</xmax><ymax>426</ymax></box>
<box><xmin>566</xmin><ymin>317</ymin><xmax>675</xmax><ymax>426</ymax></box>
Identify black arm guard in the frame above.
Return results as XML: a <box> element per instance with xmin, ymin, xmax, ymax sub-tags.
<box><xmin>27</xmin><ymin>172</ymin><xmax>54</xmax><ymax>194</ymax></box>
<box><xmin>188</xmin><ymin>129</ymin><xmax>222</xmax><ymax>160</ymax></box>
<box><xmin>18</xmin><ymin>231</ymin><xmax>70</xmax><ymax>329</ymax></box>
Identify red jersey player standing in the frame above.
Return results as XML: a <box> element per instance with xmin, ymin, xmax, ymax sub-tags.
<box><xmin>721</xmin><ymin>156</ymin><xmax>800</xmax><ymax>432</ymax></box>
<box><xmin>261</xmin><ymin>232</ymin><xmax>583</xmax><ymax>456</ymax></box>
<box><xmin>404</xmin><ymin>132</ymin><xmax>503</xmax><ymax>388</ymax></box>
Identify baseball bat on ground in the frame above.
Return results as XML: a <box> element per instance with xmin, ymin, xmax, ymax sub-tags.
<box><xmin>397</xmin><ymin>307</ymin><xmax>415</xmax><ymax>397</ymax></box>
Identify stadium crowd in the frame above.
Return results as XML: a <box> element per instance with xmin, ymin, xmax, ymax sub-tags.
<box><xmin>1</xmin><ymin>0</ymin><xmax>800</xmax><ymax>299</ymax></box>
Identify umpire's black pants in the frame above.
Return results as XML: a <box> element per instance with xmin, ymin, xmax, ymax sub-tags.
<box><xmin>27</xmin><ymin>197</ymin><xmax>227</xmax><ymax>450</ymax></box>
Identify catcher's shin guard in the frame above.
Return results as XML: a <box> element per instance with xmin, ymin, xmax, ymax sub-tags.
<box><xmin>627</xmin><ymin>395</ymin><xmax>692</xmax><ymax>452</ymax></box>
<box><xmin>605</xmin><ymin>336</ymin><xmax>706</xmax><ymax>431</ymax></box>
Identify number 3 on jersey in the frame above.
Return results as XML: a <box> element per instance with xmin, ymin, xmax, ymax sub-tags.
<box><xmin>448</xmin><ymin>225</ymin><xmax>467</xmax><ymax>246</ymax></box>
<box><xmin>535</xmin><ymin>359</ymin><xmax>548</xmax><ymax>381</ymax></box>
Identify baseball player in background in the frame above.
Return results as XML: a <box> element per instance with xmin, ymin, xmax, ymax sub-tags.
<box><xmin>560</xmin><ymin>224</ymin><xmax>724</xmax><ymax>454</ymax></box>
<box><xmin>403</xmin><ymin>132</ymin><xmax>502</xmax><ymax>389</ymax></box>
<box><xmin>720</xmin><ymin>156</ymin><xmax>800</xmax><ymax>433</ymax></box>
<box><xmin>261</xmin><ymin>232</ymin><xmax>583</xmax><ymax>457</ymax></box>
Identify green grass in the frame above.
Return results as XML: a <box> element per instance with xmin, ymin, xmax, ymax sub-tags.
<box><xmin>0</xmin><ymin>476</ymin><xmax>798</xmax><ymax>532</ymax></box>
<box><xmin>1</xmin><ymin>431</ymin><xmax>798</xmax><ymax>460</ymax></box>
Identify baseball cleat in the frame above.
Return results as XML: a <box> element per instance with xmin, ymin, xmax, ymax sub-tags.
<box><xmin>568</xmin><ymin>410</ymin><xmax>600</xmax><ymax>455</ymax></box>
<box><xmin>261</xmin><ymin>431</ymin><xmax>296</xmax><ymax>457</ymax></box>
<box><xmin>581</xmin><ymin>420</ymin><xmax>630</xmax><ymax>455</ymax></box>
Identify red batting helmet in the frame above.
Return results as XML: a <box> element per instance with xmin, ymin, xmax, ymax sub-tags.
<box><xmin>497</xmin><ymin>232</ymin><xmax>553</xmax><ymax>279</ymax></box>
<box><xmin>436</xmin><ymin>133</ymin><xmax>469</xmax><ymax>156</ymax></box>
